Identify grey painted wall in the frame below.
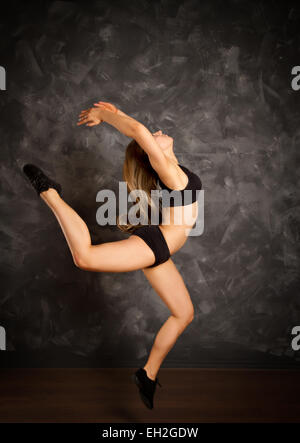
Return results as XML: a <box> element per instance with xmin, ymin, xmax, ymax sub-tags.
<box><xmin>0</xmin><ymin>0</ymin><xmax>300</xmax><ymax>368</ymax></box>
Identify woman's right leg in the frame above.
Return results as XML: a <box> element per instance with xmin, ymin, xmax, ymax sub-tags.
<box><xmin>141</xmin><ymin>259</ymin><xmax>194</xmax><ymax>381</ymax></box>
<box><xmin>40</xmin><ymin>188</ymin><xmax>157</xmax><ymax>272</ymax></box>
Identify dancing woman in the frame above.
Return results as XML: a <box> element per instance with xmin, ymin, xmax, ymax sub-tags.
<box><xmin>22</xmin><ymin>101</ymin><xmax>202</xmax><ymax>409</ymax></box>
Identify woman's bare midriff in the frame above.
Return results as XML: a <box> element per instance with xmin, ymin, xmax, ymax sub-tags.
<box><xmin>158</xmin><ymin>201</ymin><xmax>198</xmax><ymax>255</ymax></box>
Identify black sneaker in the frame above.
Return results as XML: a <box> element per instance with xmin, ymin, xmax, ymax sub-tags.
<box><xmin>23</xmin><ymin>164</ymin><xmax>62</xmax><ymax>197</ymax></box>
<box><xmin>131</xmin><ymin>368</ymin><xmax>162</xmax><ymax>409</ymax></box>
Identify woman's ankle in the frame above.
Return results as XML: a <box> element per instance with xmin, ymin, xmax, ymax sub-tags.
<box><xmin>143</xmin><ymin>365</ymin><xmax>157</xmax><ymax>381</ymax></box>
<box><xmin>40</xmin><ymin>188</ymin><xmax>60</xmax><ymax>201</ymax></box>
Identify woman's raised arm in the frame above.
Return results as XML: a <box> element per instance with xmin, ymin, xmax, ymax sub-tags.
<box><xmin>98</xmin><ymin>104</ymin><xmax>169</xmax><ymax>168</ymax></box>
<box><xmin>77</xmin><ymin>102</ymin><xmax>139</xmax><ymax>139</ymax></box>
<box><xmin>77</xmin><ymin>102</ymin><xmax>173</xmax><ymax>181</ymax></box>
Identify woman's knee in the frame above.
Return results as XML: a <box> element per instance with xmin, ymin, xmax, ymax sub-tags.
<box><xmin>176</xmin><ymin>305</ymin><xmax>195</xmax><ymax>326</ymax></box>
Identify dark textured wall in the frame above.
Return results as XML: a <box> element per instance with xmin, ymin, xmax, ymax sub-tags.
<box><xmin>0</xmin><ymin>0</ymin><xmax>300</xmax><ymax>368</ymax></box>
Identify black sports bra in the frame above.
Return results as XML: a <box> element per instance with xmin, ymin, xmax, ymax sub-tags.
<box><xmin>157</xmin><ymin>164</ymin><xmax>202</xmax><ymax>207</ymax></box>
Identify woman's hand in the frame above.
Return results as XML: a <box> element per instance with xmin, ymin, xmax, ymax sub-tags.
<box><xmin>77</xmin><ymin>102</ymin><xmax>118</xmax><ymax>127</ymax></box>
<box><xmin>77</xmin><ymin>107</ymin><xmax>103</xmax><ymax>127</ymax></box>
<box><xmin>93</xmin><ymin>101</ymin><xmax>118</xmax><ymax>114</ymax></box>
<box><xmin>77</xmin><ymin>101</ymin><xmax>136</xmax><ymax>138</ymax></box>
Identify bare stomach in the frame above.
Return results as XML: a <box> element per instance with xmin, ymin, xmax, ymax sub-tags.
<box><xmin>158</xmin><ymin>202</ymin><xmax>198</xmax><ymax>255</ymax></box>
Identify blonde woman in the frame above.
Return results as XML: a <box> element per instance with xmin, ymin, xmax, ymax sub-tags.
<box><xmin>22</xmin><ymin>101</ymin><xmax>202</xmax><ymax>410</ymax></box>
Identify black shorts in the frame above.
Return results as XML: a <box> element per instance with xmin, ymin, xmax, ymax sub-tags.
<box><xmin>131</xmin><ymin>225</ymin><xmax>171</xmax><ymax>268</ymax></box>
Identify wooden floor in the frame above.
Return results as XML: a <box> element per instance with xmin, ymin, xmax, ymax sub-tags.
<box><xmin>0</xmin><ymin>368</ymin><xmax>299</xmax><ymax>422</ymax></box>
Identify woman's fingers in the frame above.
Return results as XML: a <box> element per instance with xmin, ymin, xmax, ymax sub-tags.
<box><xmin>93</xmin><ymin>103</ymin><xmax>107</xmax><ymax>109</ymax></box>
<box><xmin>78</xmin><ymin>114</ymin><xmax>88</xmax><ymax>121</ymax></box>
<box><xmin>78</xmin><ymin>114</ymin><xmax>87</xmax><ymax>120</ymax></box>
<box><xmin>77</xmin><ymin>106</ymin><xmax>104</xmax><ymax>127</ymax></box>
<box><xmin>79</xmin><ymin>107</ymin><xmax>93</xmax><ymax>115</ymax></box>
<box><xmin>77</xmin><ymin>108</ymin><xmax>92</xmax><ymax>125</ymax></box>
<box><xmin>86</xmin><ymin>122</ymin><xmax>100</xmax><ymax>127</ymax></box>
<box><xmin>77</xmin><ymin>115</ymin><xmax>94</xmax><ymax>126</ymax></box>
<box><xmin>77</xmin><ymin>116</ymin><xmax>102</xmax><ymax>127</ymax></box>
<box><xmin>77</xmin><ymin>118</ymin><xmax>89</xmax><ymax>126</ymax></box>
<box><xmin>94</xmin><ymin>102</ymin><xmax>117</xmax><ymax>113</ymax></box>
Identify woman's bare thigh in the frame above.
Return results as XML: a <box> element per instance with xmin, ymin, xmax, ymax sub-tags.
<box><xmin>142</xmin><ymin>259</ymin><xmax>194</xmax><ymax>320</ymax></box>
<box><xmin>81</xmin><ymin>235</ymin><xmax>156</xmax><ymax>272</ymax></box>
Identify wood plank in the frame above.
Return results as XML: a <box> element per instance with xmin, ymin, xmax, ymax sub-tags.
<box><xmin>0</xmin><ymin>368</ymin><xmax>299</xmax><ymax>422</ymax></box>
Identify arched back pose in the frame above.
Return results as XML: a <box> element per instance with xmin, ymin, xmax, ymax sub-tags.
<box><xmin>22</xmin><ymin>101</ymin><xmax>202</xmax><ymax>410</ymax></box>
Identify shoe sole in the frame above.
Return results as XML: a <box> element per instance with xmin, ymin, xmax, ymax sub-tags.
<box><xmin>131</xmin><ymin>374</ymin><xmax>153</xmax><ymax>409</ymax></box>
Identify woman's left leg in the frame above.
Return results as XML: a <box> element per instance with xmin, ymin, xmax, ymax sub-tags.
<box><xmin>40</xmin><ymin>188</ymin><xmax>156</xmax><ymax>272</ymax></box>
<box><xmin>141</xmin><ymin>259</ymin><xmax>194</xmax><ymax>381</ymax></box>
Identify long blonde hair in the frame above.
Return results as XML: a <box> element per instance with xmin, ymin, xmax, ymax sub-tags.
<box><xmin>117</xmin><ymin>139</ymin><xmax>161</xmax><ymax>233</ymax></box>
